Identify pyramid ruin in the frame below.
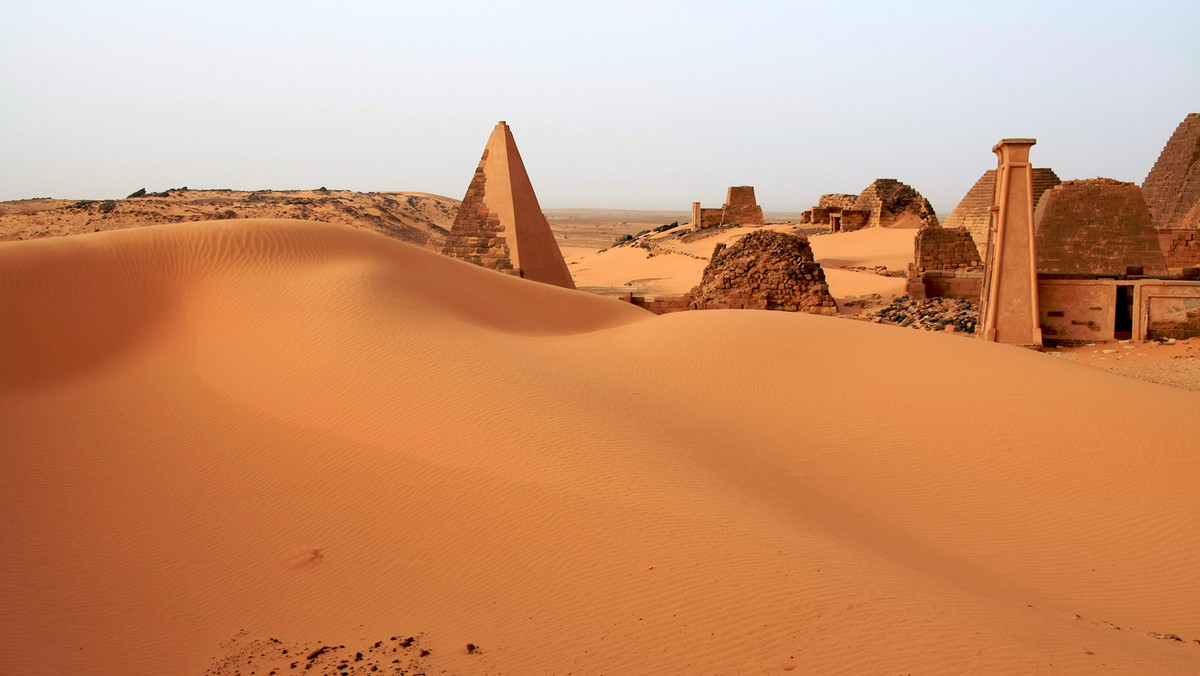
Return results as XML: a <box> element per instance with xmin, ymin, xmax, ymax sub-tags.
<box><xmin>1142</xmin><ymin>113</ymin><xmax>1200</xmax><ymax>230</ymax></box>
<box><xmin>690</xmin><ymin>186</ymin><xmax>765</xmax><ymax>230</ymax></box>
<box><xmin>800</xmin><ymin>181</ymin><xmax>937</xmax><ymax>233</ymax></box>
<box><xmin>1034</xmin><ymin>178</ymin><xmax>1167</xmax><ymax>277</ymax></box>
<box><xmin>943</xmin><ymin>168</ymin><xmax>1061</xmax><ymax>256</ymax></box>
<box><xmin>688</xmin><ymin>230</ymin><xmax>837</xmax><ymax>314</ymax></box>
<box><xmin>440</xmin><ymin>121</ymin><xmax>575</xmax><ymax>289</ymax></box>
<box><xmin>851</xmin><ymin>179</ymin><xmax>939</xmax><ymax>230</ymax></box>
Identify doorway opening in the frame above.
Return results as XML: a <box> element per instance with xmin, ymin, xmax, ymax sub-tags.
<box><xmin>1115</xmin><ymin>285</ymin><xmax>1133</xmax><ymax>340</ymax></box>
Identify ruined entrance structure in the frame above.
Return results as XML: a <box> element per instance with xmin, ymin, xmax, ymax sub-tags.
<box><xmin>440</xmin><ymin>121</ymin><xmax>575</xmax><ymax>289</ymax></box>
<box><xmin>1034</xmin><ymin>179</ymin><xmax>1181</xmax><ymax>344</ymax></box>
<box><xmin>1142</xmin><ymin>113</ymin><xmax>1200</xmax><ymax>270</ymax></box>
<box><xmin>801</xmin><ymin>180</ymin><xmax>937</xmax><ymax>232</ymax></box>
<box><xmin>799</xmin><ymin>193</ymin><xmax>870</xmax><ymax>233</ymax></box>
<box><xmin>690</xmin><ymin>186</ymin><xmax>765</xmax><ymax>230</ymax></box>
<box><xmin>688</xmin><ymin>230</ymin><xmax>837</xmax><ymax>314</ymax></box>
<box><xmin>968</xmin><ymin>136</ymin><xmax>1200</xmax><ymax>345</ymax></box>
<box><xmin>943</xmin><ymin>167</ymin><xmax>1061</xmax><ymax>257</ymax></box>
<box><xmin>905</xmin><ymin>227</ymin><xmax>983</xmax><ymax>300</ymax></box>
<box><xmin>978</xmin><ymin>139</ymin><xmax>1042</xmax><ymax>346</ymax></box>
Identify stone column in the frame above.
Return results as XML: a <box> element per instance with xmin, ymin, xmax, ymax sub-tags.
<box><xmin>692</xmin><ymin>201</ymin><xmax>702</xmax><ymax>231</ymax></box>
<box><xmin>978</xmin><ymin>138</ymin><xmax>1042</xmax><ymax>346</ymax></box>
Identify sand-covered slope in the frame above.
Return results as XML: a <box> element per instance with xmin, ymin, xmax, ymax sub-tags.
<box><xmin>3</xmin><ymin>219</ymin><xmax>1200</xmax><ymax>675</ymax></box>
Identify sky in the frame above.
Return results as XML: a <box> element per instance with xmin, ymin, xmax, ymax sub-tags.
<box><xmin>2</xmin><ymin>1</ymin><xmax>1198</xmax><ymax>213</ymax></box>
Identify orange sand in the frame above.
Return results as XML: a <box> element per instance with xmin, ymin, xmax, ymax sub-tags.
<box><xmin>568</xmin><ymin>225</ymin><xmax>915</xmax><ymax>301</ymax></box>
<box><xmin>3</xmin><ymin>219</ymin><xmax>1200</xmax><ymax>674</ymax></box>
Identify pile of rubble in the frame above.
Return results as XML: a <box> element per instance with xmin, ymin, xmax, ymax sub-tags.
<box><xmin>689</xmin><ymin>230</ymin><xmax>837</xmax><ymax>314</ymax></box>
<box><xmin>871</xmin><ymin>296</ymin><xmax>978</xmax><ymax>333</ymax></box>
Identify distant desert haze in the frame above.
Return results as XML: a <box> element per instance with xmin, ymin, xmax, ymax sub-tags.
<box><xmin>3</xmin><ymin>219</ymin><xmax>1200</xmax><ymax>674</ymax></box>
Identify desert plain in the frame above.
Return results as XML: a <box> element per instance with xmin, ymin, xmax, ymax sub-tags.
<box><xmin>2</xmin><ymin>188</ymin><xmax>1200</xmax><ymax>675</ymax></box>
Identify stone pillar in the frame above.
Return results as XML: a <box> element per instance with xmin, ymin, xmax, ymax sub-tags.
<box><xmin>978</xmin><ymin>139</ymin><xmax>1042</xmax><ymax>346</ymax></box>
<box><xmin>692</xmin><ymin>201</ymin><xmax>702</xmax><ymax>231</ymax></box>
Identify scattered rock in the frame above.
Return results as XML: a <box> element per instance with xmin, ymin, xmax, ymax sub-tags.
<box><xmin>871</xmin><ymin>296</ymin><xmax>978</xmax><ymax>334</ymax></box>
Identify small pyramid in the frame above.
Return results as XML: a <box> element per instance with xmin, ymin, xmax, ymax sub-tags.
<box><xmin>440</xmin><ymin>122</ymin><xmax>575</xmax><ymax>289</ymax></box>
<box><xmin>943</xmin><ymin>167</ymin><xmax>1061</xmax><ymax>256</ymax></box>
<box><xmin>1034</xmin><ymin>178</ymin><xmax>1167</xmax><ymax>276</ymax></box>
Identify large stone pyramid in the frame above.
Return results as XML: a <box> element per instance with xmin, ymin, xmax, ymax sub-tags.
<box><xmin>441</xmin><ymin>122</ymin><xmax>575</xmax><ymax>289</ymax></box>
<box><xmin>943</xmin><ymin>167</ymin><xmax>1061</xmax><ymax>257</ymax></box>
<box><xmin>1142</xmin><ymin>113</ymin><xmax>1200</xmax><ymax>230</ymax></box>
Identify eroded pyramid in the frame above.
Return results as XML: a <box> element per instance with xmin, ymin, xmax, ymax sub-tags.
<box><xmin>441</xmin><ymin>121</ymin><xmax>575</xmax><ymax>289</ymax></box>
<box><xmin>851</xmin><ymin>179</ymin><xmax>939</xmax><ymax>230</ymax></box>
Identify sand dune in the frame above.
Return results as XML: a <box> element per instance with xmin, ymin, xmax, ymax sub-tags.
<box><xmin>3</xmin><ymin>219</ymin><xmax>1200</xmax><ymax>674</ymax></box>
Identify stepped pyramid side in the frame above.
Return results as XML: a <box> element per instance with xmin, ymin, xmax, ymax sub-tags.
<box><xmin>441</xmin><ymin>122</ymin><xmax>575</xmax><ymax>289</ymax></box>
<box><xmin>943</xmin><ymin>168</ymin><xmax>1061</xmax><ymax>256</ymax></box>
<box><xmin>1142</xmin><ymin>113</ymin><xmax>1200</xmax><ymax>229</ymax></box>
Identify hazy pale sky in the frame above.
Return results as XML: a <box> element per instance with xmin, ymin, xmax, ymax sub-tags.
<box><xmin>3</xmin><ymin>0</ymin><xmax>1198</xmax><ymax>212</ymax></box>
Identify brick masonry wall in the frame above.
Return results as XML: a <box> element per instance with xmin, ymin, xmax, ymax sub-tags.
<box><xmin>818</xmin><ymin>193</ymin><xmax>858</xmax><ymax>209</ymax></box>
<box><xmin>943</xmin><ymin>168</ymin><xmax>1061</xmax><ymax>257</ymax></box>
<box><xmin>906</xmin><ymin>227</ymin><xmax>983</xmax><ymax>300</ymax></box>
<box><xmin>1142</xmin><ymin>113</ymin><xmax>1200</xmax><ymax>230</ymax></box>
<box><xmin>1034</xmin><ymin>179</ymin><xmax>1168</xmax><ymax>276</ymax></box>
<box><xmin>621</xmin><ymin>293</ymin><xmax>694</xmax><ymax>315</ymax></box>
<box><xmin>440</xmin><ymin>150</ymin><xmax>517</xmax><ymax>274</ymax></box>
<box><xmin>1158</xmin><ymin>229</ymin><xmax>1200</xmax><ymax>269</ymax></box>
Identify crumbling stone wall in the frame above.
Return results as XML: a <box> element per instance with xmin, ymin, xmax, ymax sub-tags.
<box><xmin>689</xmin><ymin>230</ymin><xmax>837</xmax><ymax>314</ymax></box>
<box><xmin>944</xmin><ymin>168</ymin><xmax>1061</xmax><ymax>256</ymax></box>
<box><xmin>818</xmin><ymin>193</ymin><xmax>858</xmax><ymax>209</ymax></box>
<box><xmin>619</xmin><ymin>292</ymin><xmax>693</xmax><ymax>315</ymax></box>
<box><xmin>1034</xmin><ymin>178</ymin><xmax>1168</xmax><ymax>276</ymax></box>
<box><xmin>1143</xmin><ymin>113</ymin><xmax>1200</xmax><ymax>230</ymax></box>
<box><xmin>906</xmin><ymin>226</ymin><xmax>983</xmax><ymax>300</ymax></box>
<box><xmin>800</xmin><ymin>205</ymin><xmax>870</xmax><ymax>232</ymax></box>
<box><xmin>696</xmin><ymin>186</ymin><xmax>765</xmax><ymax>229</ymax></box>
<box><xmin>852</xmin><ymin>179</ymin><xmax>939</xmax><ymax>230</ymax></box>
<box><xmin>1158</xmin><ymin>229</ymin><xmax>1200</xmax><ymax>270</ymax></box>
